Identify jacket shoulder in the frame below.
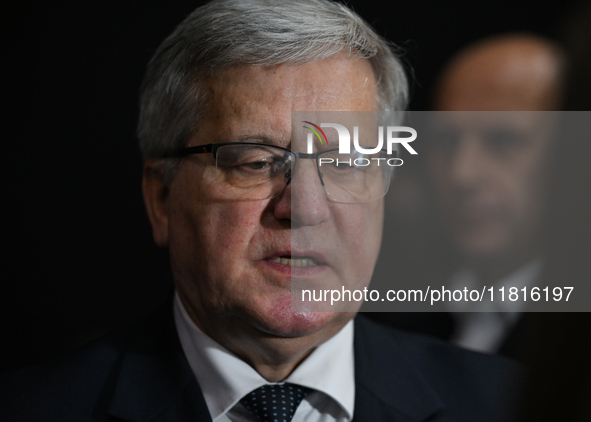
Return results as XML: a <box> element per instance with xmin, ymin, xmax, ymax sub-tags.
<box><xmin>0</xmin><ymin>310</ymin><xmax>172</xmax><ymax>421</ymax></box>
<box><xmin>0</xmin><ymin>336</ymin><xmax>122</xmax><ymax>420</ymax></box>
<box><xmin>354</xmin><ymin>314</ymin><xmax>523</xmax><ymax>421</ymax></box>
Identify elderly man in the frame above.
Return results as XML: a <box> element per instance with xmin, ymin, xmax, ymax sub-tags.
<box><xmin>1</xmin><ymin>1</ymin><xmax>518</xmax><ymax>421</ymax></box>
<box><xmin>427</xmin><ymin>35</ymin><xmax>564</xmax><ymax>356</ymax></box>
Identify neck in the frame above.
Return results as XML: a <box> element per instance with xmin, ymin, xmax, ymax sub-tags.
<box><xmin>177</xmin><ymin>292</ymin><xmax>352</xmax><ymax>382</ymax></box>
<box><xmin>206</xmin><ymin>318</ymin><xmax>351</xmax><ymax>382</ymax></box>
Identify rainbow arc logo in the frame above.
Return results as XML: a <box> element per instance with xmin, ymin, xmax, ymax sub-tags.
<box><xmin>302</xmin><ymin>121</ymin><xmax>328</xmax><ymax>145</ymax></box>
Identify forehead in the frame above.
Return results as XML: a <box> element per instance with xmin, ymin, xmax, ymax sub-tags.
<box><xmin>436</xmin><ymin>45</ymin><xmax>559</xmax><ymax>112</ymax></box>
<box><xmin>194</xmin><ymin>54</ymin><xmax>377</xmax><ymax>146</ymax></box>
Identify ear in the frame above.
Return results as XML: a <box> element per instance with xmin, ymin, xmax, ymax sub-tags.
<box><xmin>142</xmin><ymin>160</ymin><xmax>170</xmax><ymax>247</ymax></box>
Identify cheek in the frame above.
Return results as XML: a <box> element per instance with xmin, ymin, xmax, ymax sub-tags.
<box><xmin>168</xmin><ymin>176</ymin><xmax>269</xmax><ymax>275</ymax></box>
<box><xmin>195</xmin><ymin>201</ymin><xmax>269</xmax><ymax>262</ymax></box>
<box><xmin>364</xmin><ymin>204</ymin><xmax>384</xmax><ymax>264</ymax></box>
<box><xmin>170</xmin><ymin>198</ymin><xmax>273</xmax><ymax>310</ymax></box>
<box><xmin>503</xmin><ymin>171</ymin><xmax>545</xmax><ymax>231</ymax></box>
<box><xmin>334</xmin><ymin>203</ymin><xmax>383</xmax><ymax>279</ymax></box>
<box><xmin>498</xmin><ymin>156</ymin><xmax>543</xmax><ymax>211</ymax></box>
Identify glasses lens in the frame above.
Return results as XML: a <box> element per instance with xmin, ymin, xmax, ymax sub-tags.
<box><xmin>318</xmin><ymin>149</ymin><xmax>392</xmax><ymax>203</ymax></box>
<box><xmin>215</xmin><ymin>144</ymin><xmax>294</xmax><ymax>199</ymax></box>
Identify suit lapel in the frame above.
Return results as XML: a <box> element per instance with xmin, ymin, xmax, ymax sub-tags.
<box><xmin>353</xmin><ymin>316</ymin><xmax>444</xmax><ymax>422</ymax></box>
<box><xmin>106</xmin><ymin>305</ymin><xmax>212</xmax><ymax>422</ymax></box>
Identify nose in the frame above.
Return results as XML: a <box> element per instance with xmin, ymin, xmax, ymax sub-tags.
<box><xmin>273</xmin><ymin>159</ymin><xmax>331</xmax><ymax>227</ymax></box>
<box><xmin>449</xmin><ymin>137</ymin><xmax>485</xmax><ymax>189</ymax></box>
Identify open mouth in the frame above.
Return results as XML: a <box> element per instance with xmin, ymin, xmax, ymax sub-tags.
<box><xmin>272</xmin><ymin>256</ymin><xmax>321</xmax><ymax>267</ymax></box>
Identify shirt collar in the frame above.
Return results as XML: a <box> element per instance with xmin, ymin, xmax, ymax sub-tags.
<box><xmin>173</xmin><ymin>291</ymin><xmax>355</xmax><ymax>420</ymax></box>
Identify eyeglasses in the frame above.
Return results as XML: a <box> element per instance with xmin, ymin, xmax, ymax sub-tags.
<box><xmin>169</xmin><ymin>142</ymin><xmax>394</xmax><ymax>203</ymax></box>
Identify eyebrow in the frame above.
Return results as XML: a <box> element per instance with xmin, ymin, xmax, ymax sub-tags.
<box><xmin>232</xmin><ymin>133</ymin><xmax>287</xmax><ymax>146</ymax></box>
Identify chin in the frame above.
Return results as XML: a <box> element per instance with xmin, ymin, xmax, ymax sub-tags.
<box><xmin>459</xmin><ymin>235</ymin><xmax>512</xmax><ymax>262</ymax></box>
<box><xmin>252</xmin><ymin>294</ymin><xmax>349</xmax><ymax>338</ymax></box>
<box><xmin>455</xmin><ymin>223</ymin><xmax>505</xmax><ymax>252</ymax></box>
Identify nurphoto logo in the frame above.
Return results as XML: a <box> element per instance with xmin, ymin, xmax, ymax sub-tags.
<box><xmin>302</xmin><ymin>121</ymin><xmax>417</xmax><ymax>167</ymax></box>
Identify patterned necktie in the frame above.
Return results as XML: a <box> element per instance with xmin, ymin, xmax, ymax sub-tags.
<box><xmin>240</xmin><ymin>383</ymin><xmax>312</xmax><ymax>422</ymax></box>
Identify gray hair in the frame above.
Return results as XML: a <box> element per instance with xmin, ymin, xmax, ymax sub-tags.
<box><xmin>138</xmin><ymin>0</ymin><xmax>408</xmax><ymax>175</ymax></box>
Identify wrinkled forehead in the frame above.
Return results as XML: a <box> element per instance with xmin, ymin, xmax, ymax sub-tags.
<box><xmin>191</xmin><ymin>56</ymin><xmax>378</xmax><ymax>148</ymax></box>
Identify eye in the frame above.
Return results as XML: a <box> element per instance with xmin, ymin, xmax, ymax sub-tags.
<box><xmin>239</xmin><ymin>156</ymin><xmax>289</xmax><ymax>178</ymax></box>
<box><xmin>333</xmin><ymin>160</ymin><xmax>352</xmax><ymax>169</ymax></box>
<box><xmin>246</xmin><ymin>160</ymin><xmax>271</xmax><ymax>170</ymax></box>
<box><xmin>326</xmin><ymin>154</ymin><xmax>371</xmax><ymax>173</ymax></box>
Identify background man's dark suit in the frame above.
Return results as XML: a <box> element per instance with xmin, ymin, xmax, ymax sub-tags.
<box><xmin>0</xmin><ymin>306</ymin><xmax>520</xmax><ymax>422</ymax></box>
<box><xmin>369</xmin><ymin>311</ymin><xmax>536</xmax><ymax>361</ymax></box>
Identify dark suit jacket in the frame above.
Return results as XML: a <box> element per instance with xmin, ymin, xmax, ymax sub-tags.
<box><xmin>0</xmin><ymin>306</ymin><xmax>521</xmax><ymax>421</ymax></box>
<box><xmin>367</xmin><ymin>311</ymin><xmax>536</xmax><ymax>361</ymax></box>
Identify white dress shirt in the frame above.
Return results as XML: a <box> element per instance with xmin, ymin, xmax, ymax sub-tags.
<box><xmin>444</xmin><ymin>259</ymin><xmax>542</xmax><ymax>353</ymax></box>
<box><xmin>173</xmin><ymin>292</ymin><xmax>355</xmax><ymax>422</ymax></box>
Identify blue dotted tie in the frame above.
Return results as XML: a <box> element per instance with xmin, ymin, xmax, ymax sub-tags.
<box><xmin>240</xmin><ymin>383</ymin><xmax>311</xmax><ymax>422</ymax></box>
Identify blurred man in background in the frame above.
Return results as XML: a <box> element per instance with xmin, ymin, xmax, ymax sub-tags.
<box><xmin>427</xmin><ymin>34</ymin><xmax>564</xmax><ymax>357</ymax></box>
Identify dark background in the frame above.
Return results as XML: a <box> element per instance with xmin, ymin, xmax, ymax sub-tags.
<box><xmin>1</xmin><ymin>0</ymin><xmax>580</xmax><ymax>371</ymax></box>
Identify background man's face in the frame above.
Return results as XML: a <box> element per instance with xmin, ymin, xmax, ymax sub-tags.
<box><xmin>163</xmin><ymin>55</ymin><xmax>381</xmax><ymax>342</ymax></box>
<box><xmin>429</xmin><ymin>37</ymin><xmax>560</xmax><ymax>265</ymax></box>
<box><xmin>428</xmin><ymin>112</ymin><xmax>553</xmax><ymax>261</ymax></box>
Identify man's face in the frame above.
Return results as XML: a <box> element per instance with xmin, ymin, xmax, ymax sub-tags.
<box><xmin>150</xmin><ymin>55</ymin><xmax>381</xmax><ymax>345</ymax></box>
<box><xmin>430</xmin><ymin>39</ymin><xmax>560</xmax><ymax>265</ymax></box>
<box><xmin>428</xmin><ymin>112</ymin><xmax>554</xmax><ymax>261</ymax></box>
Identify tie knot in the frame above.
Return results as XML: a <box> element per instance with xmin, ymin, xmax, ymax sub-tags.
<box><xmin>240</xmin><ymin>383</ymin><xmax>311</xmax><ymax>422</ymax></box>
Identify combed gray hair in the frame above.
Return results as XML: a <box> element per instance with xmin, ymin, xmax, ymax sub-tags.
<box><xmin>138</xmin><ymin>0</ymin><xmax>408</xmax><ymax>173</ymax></box>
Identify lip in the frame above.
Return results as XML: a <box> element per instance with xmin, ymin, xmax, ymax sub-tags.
<box><xmin>259</xmin><ymin>250</ymin><xmax>329</xmax><ymax>277</ymax></box>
